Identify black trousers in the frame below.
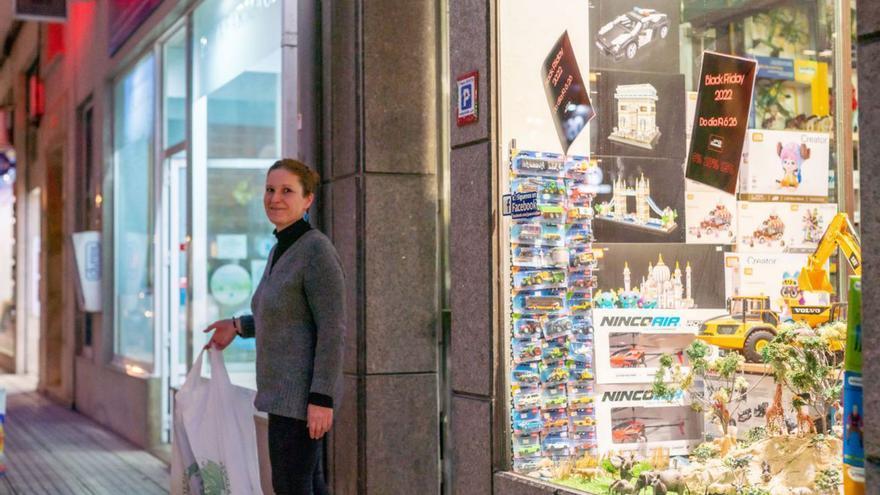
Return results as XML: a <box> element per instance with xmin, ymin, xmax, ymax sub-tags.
<box><xmin>268</xmin><ymin>414</ymin><xmax>330</xmax><ymax>495</ymax></box>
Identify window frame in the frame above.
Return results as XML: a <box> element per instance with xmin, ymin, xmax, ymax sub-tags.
<box><xmin>109</xmin><ymin>50</ymin><xmax>159</xmax><ymax>375</ymax></box>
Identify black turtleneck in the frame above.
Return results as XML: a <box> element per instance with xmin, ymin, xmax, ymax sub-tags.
<box><xmin>271</xmin><ymin>218</ymin><xmax>312</xmax><ymax>271</ymax></box>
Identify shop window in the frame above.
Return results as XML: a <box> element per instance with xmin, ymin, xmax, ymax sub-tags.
<box><xmin>498</xmin><ymin>0</ymin><xmax>854</xmax><ymax>493</ymax></box>
<box><xmin>0</xmin><ymin>146</ymin><xmax>13</xmax><ymax>357</ymax></box>
<box><xmin>113</xmin><ymin>54</ymin><xmax>156</xmax><ymax>369</ymax></box>
<box><xmin>163</xmin><ymin>29</ymin><xmax>187</xmax><ymax>148</ymax></box>
<box><xmin>191</xmin><ymin>0</ymin><xmax>283</xmax><ymax>389</ymax></box>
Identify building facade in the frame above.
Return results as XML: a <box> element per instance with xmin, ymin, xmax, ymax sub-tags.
<box><xmin>0</xmin><ymin>1</ymin><xmax>444</xmax><ymax>493</ymax></box>
<box><xmin>0</xmin><ymin>0</ymin><xmax>876</xmax><ymax>494</ymax></box>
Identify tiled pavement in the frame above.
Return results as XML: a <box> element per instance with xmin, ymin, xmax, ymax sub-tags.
<box><xmin>0</xmin><ymin>374</ymin><xmax>169</xmax><ymax>494</ymax></box>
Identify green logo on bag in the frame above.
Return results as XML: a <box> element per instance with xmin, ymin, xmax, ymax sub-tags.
<box><xmin>200</xmin><ymin>461</ymin><xmax>231</xmax><ymax>495</ymax></box>
<box><xmin>183</xmin><ymin>460</ymin><xmax>231</xmax><ymax>495</ymax></box>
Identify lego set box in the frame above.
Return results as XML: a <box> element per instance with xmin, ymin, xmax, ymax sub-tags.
<box><xmin>736</xmin><ymin>201</ymin><xmax>838</xmax><ymax>253</ymax></box>
<box><xmin>591</xmin><ymin>156</ymin><xmax>684</xmax><ymax>243</ymax></box>
<box><xmin>592</xmin><ymin>243</ymin><xmax>727</xmax><ymax>309</ymax></box>
<box><xmin>593</xmin><ymin>70</ymin><xmax>687</xmax><ymax>161</ymax></box>
<box><xmin>739</xmin><ymin>129</ymin><xmax>831</xmax><ymax>202</ymax></box>
<box><xmin>685</xmin><ymin>190</ymin><xmax>738</xmax><ymax>244</ymax></box>
<box><xmin>723</xmin><ymin>252</ymin><xmax>830</xmax><ymax>314</ymax></box>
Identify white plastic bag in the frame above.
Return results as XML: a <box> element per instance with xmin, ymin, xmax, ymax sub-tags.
<box><xmin>170</xmin><ymin>348</ymin><xmax>263</xmax><ymax>495</ymax></box>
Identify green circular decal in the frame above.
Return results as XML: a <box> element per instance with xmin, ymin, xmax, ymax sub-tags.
<box><xmin>210</xmin><ymin>264</ymin><xmax>252</xmax><ymax>307</ymax></box>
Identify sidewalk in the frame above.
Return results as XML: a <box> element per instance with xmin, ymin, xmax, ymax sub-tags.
<box><xmin>0</xmin><ymin>374</ymin><xmax>169</xmax><ymax>495</ymax></box>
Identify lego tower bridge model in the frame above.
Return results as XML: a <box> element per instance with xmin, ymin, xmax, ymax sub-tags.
<box><xmin>594</xmin><ymin>174</ymin><xmax>678</xmax><ymax>234</ymax></box>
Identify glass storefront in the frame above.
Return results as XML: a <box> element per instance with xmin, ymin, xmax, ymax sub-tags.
<box><xmin>113</xmin><ymin>54</ymin><xmax>156</xmax><ymax>368</ymax></box>
<box><xmin>0</xmin><ymin>158</ymin><xmax>14</xmax><ymax>357</ymax></box>
<box><xmin>498</xmin><ymin>1</ymin><xmax>857</xmax><ymax>493</ymax></box>
<box><xmin>191</xmin><ymin>0</ymin><xmax>282</xmax><ymax>389</ymax></box>
<box><xmin>110</xmin><ymin>0</ymin><xmax>285</xmax><ymax>391</ymax></box>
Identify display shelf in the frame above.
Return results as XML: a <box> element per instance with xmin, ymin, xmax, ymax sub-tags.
<box><xmin>508</xmin><ymin>149</ymin><xmax>600</xmax><ymax>472</ymax></box>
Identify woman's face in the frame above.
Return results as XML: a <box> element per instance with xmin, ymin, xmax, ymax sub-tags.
<box><xmin>264</xmin><ymin>168</ymin><xmax>314</xmax><ymax>230</ymax></box>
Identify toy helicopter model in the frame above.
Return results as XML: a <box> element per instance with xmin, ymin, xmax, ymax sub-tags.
<box><xmin>608</xmin><ymin>334</ymin><xmax>685</xmax><ymax>369</ymax></box>
<box><xmin>611</xmin><ymin>408</ymin><xmax>686</xmax><ymax>443</ymax></box>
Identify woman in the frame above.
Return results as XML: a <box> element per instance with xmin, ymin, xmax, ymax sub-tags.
<box><xmin>204</xmin><ymin>158</ymin><xmax>344</xmax><ymax>495</ymax></box>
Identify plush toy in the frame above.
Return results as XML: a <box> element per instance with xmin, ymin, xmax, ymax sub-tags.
<box><xmin>595</xmin><ymin>289</ymin><xmax>617</xmax><ymax>309</ymax></box>
<box><xmin>618</xmin><ymin>290</ymin><xmax>639</xmax><ymax>308</ymax></box>
<box><xmin>776</xmin><ymin>142</ymin><xmax>811</xmax><ymax>188</ymax></box>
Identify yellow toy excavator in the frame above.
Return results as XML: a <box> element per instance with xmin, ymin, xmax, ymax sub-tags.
<box><xmin>786</xmin><ymin>212</ymin><xmax>861</xmax><ymax>327</ymax></box>
<box><xmin>698</xmin><ymin>212</ymin><xmax>860</xmax><ymax>362</ymax></box>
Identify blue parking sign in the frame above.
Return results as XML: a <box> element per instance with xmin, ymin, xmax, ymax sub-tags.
<box><xmin>457</xmin><ymin>72</ymin><xmax>478</xmax><ymax>126</ymax></box>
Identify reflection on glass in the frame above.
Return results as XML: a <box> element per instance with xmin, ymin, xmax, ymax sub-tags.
<box><xmin>193</xmin><ymin>0</ymin><xmax>282</xmax><ymax>389</ymax></box>
<box><xmin>164</xmin><ymin>150</ymin><xmax>189</xmax><ymax>386</ymax></box>
<box><xmin>164</xmin><ymin>29</ymin><xmax>187</xmax><ymax>148</ymax></box>
<box><xmin>114</xmin><ymin>54</ymin><xmax>156</xmax><ymax>366</ymax></box>
<box><xmin>0</xmin><ymin>170</ymin><xmax>14</xmax><ymax>356</ymax></box>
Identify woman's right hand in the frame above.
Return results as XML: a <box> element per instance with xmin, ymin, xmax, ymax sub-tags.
<box><xmin>203</xmin><ymin>319</ymin><xmax>238</xmax><ymax>350</ymax></box>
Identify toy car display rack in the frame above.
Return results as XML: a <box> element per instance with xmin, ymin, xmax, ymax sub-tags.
<box><xmin>508</xmin><ymin>149</ymin><xmax>599</xmax><ymax>474</ymax></box>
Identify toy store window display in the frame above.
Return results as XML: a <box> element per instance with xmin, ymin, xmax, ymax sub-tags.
<box><xmin>497</xmin><ymin>1</ymin><xmax>856</xmax><ymax>494</ymax></box>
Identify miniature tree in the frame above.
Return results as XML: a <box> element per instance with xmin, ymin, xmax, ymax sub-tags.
<box><xmin>653</xmin><ymin>340</ymin><xmax>751</xmax><ymax>442</ymax></box>
<box><xmin>761</xmin><ymin>321</ymin><xmax>845</xmax><ymax>434</ymax></box>
<box><xmin>814</xmin><ymin>468</ymin><xmax>841</xmax><ymax>495</ymax></box>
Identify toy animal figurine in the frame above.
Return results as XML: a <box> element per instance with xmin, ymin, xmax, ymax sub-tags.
<box><xmin>635</xmin><ymin>472</ymin><xmax>656</xmax><ymax>494</ymax></box>
<box><xmin>776</xmin><ymin>142</ymin><xmax>811</xmax><ymax>188</ymax></box>
<box><xmin>793</xmin><ymin>397</ymin><xmax>816</xmax><ymax>436</ymax></box>
<box><xmin>754</xmin><ymin>401</ymin><xmax>769</xmax><ymax>418</ymax></box>
<box><xmin>609</xmin><ymin>479</ymin><xmax>637</xmax><ymax>495</ymax></box>
<box><xmin>761</xmin><ymin>461</ymin><xmax>772</xmax><ymax>483</ymax></box>
<box><xmin>655</xmin><ymin>469</ymin><xmax>690</xmax><ymax>495</ymax></box>
<box><xmin>651</xmin><ymin>478</ymin><xmax>668</xmax><ymax>495</ymax></box>
<box><xmin>610</xmin><ymin>452</ymin><xmax>637</xmax><ymax>480</ymax></box>
<box><xmin>765</xmin><ymin>383</ymin><xmax>786</xmax><ymax>435</ymax></box>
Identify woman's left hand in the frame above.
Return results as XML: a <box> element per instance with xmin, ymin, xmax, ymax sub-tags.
<box><xmin>307</xmin><ymin>404</ymin><xmax>333</xmax><ymax>439</ymax></box>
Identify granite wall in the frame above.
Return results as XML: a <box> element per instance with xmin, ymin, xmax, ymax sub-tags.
<box><xmin>856</xmin><ymin>1</ymin><xmax>880</xmax><ymax>488</ymax></box>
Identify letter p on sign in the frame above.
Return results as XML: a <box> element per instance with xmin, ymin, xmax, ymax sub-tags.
<box><xmin>457</xmin><ymin>72</ymin><xmax>478</xmax><ymax>126</ymax></box>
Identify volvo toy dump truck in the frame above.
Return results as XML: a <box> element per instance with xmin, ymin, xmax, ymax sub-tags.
<box><xmin>697</xmin><ymin>213</ymin><xmax>860</xmax><ymax>362</ymax></box>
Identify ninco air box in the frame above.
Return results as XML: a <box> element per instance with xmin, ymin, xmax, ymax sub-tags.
<box><xmin>593</xmin><ymin>308</ymin><xmax>725</xmax><ymax>384</ymax></box>
<box><xmin>593</xmin><ymin>384</ymin><xmax>702</xmax><ymax>456</ymax></box>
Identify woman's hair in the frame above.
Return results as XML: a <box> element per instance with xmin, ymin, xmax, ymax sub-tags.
<box><xmin>268</xmin><ymin>159</ymin><xmax>321</xmax><ymax>197</ymax></box>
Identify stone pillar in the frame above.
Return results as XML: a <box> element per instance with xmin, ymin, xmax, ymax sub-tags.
<box><xmin>448</xmin><ymin>0</ymin><xmax>496</xmax><ymax>494</ymax></box>
<box><xmin>857</xmin><ymin>2</ymin><xmax>880</xmax><ymax>488</ymax></box>
<box><xmin>323</xmin><ymin>1</ymin><xmax>441</xmax><ymax>493</ymax></box>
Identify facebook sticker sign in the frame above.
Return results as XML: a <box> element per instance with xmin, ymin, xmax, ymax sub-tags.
<box><xmin>457</xmin><ymin>72</ymin><xmax>478</xmax><ymax>126</ymax></box>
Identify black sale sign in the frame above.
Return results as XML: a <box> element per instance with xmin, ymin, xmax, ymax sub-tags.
<box><xmin>685</xmin><ymin>51</ymin><xmax>757</xmax><ymax>194</ymax></box>
<box><xmin>542</xmin><ymin>31</ymin><xmax>595</xmax><ymax>154</ymax></box>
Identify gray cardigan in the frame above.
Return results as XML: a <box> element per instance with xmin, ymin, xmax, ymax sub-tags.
<box><xmin>238</xmin><ymin>229</ymin><xmax>345</xmax><ymax>420</ymax></box>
